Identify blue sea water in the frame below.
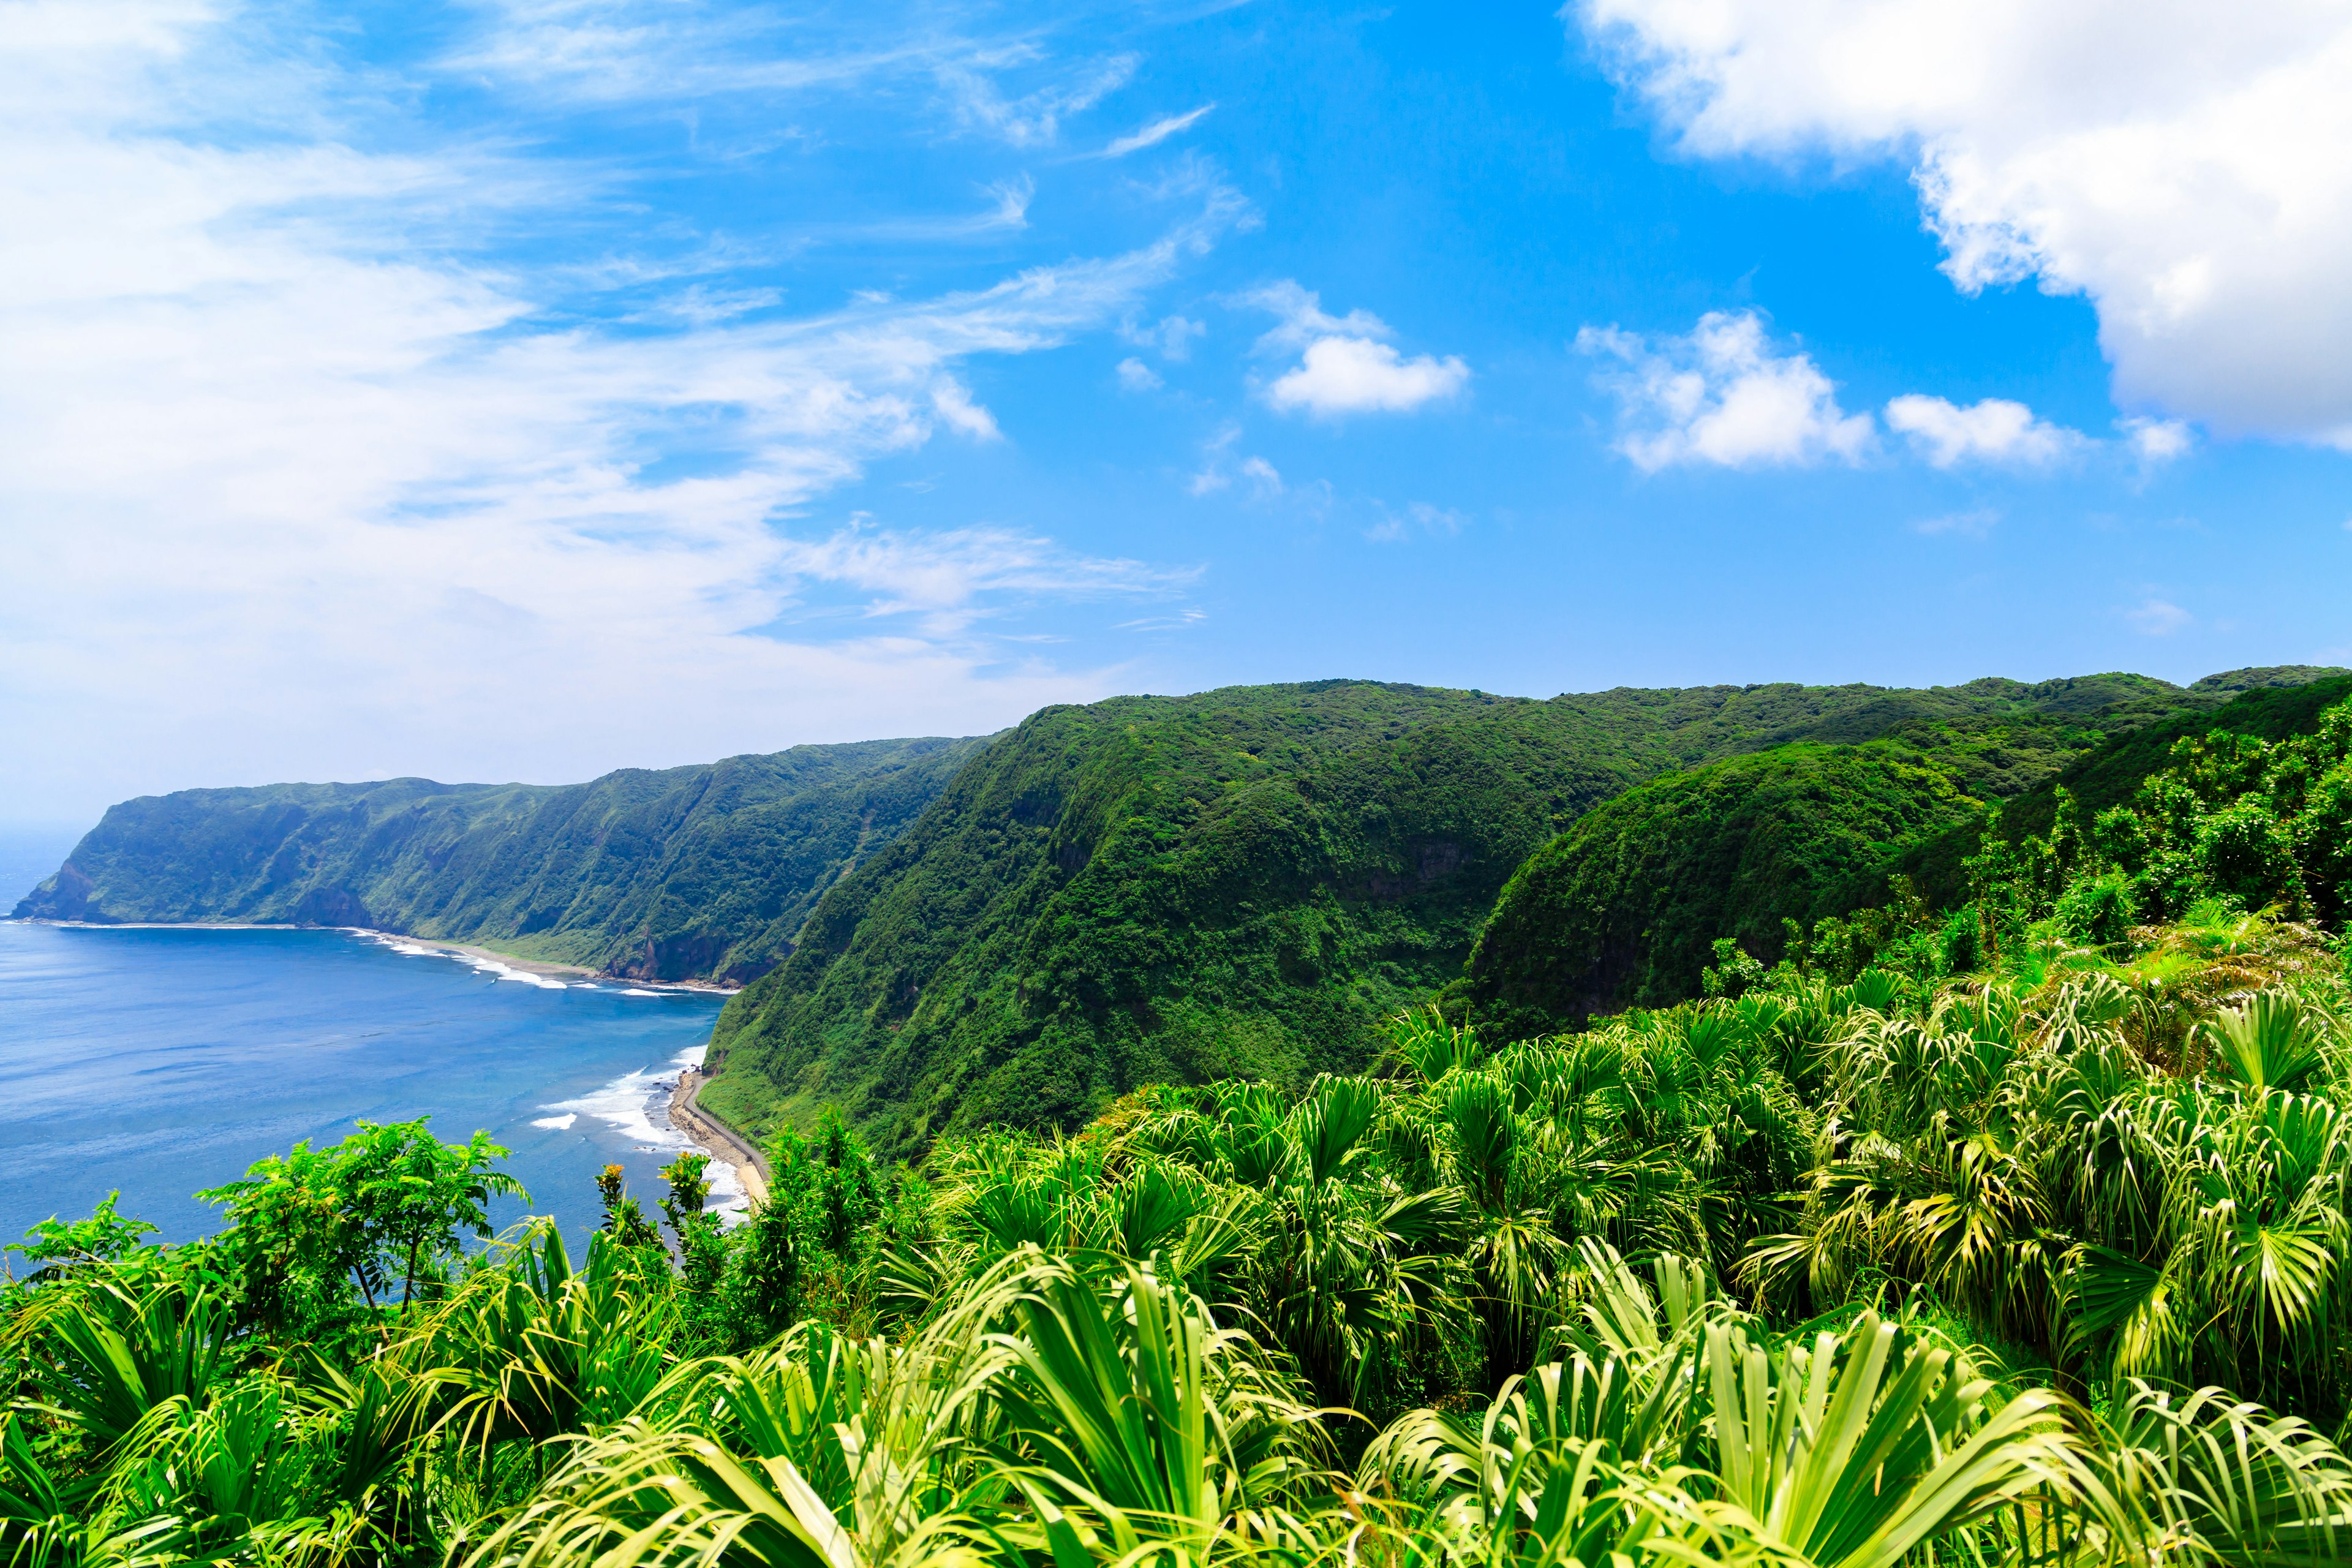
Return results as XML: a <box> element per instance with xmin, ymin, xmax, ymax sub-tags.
<box><xmin>0</xmin><ymin>824</ymin><xmax>85</xmax><ymax>910</ymax></box>
<box><xmin>0</xmin><ymin>921</ymin><xmax>736</xmax><ymax>1259</ymax></box>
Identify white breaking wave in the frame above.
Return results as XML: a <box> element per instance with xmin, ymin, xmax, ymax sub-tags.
<box><xmin>531</xmin><ymin>1113</ymin><xmax>578</xmax><ymax>1130</ymax></box>
<box><xmin>356</xmin><ymin>931</ymin><xmax>569</xmax><ymax>988</ymax></box>
<box><xmin>620</xmin><ymin>988</ymin><xmax>659</xmax><ymax>997</ymax></box>
<box><xmin>538</xmin><ymin>1047</ymin><xmax>748</xmax><ymax>1226</ymax></box>
<box><xmin>469</xmin><ymin>956</ymin><xmax>567</xmax><ymax>989</ymax></box>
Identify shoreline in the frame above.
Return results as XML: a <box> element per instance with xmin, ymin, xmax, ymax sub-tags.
<box><xmin>9</xmin><ymin>917</ymin><xmax>741</xmax><ymax>995</ymax></box>
<box><xmin>669</xmin><ymin>1067</ymin><xmax>769</xmax><ymax>1209</ymax></box>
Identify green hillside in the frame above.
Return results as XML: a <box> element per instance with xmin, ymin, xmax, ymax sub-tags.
<box><xmin>16</xmin><ymin>684</ymin><xmax>2352</xmax><ymax>1568</ymax></box>
<box><xmin>13</xmin><ymin>736</ymin><xmax>986</xmax><ymax>982</ymax></box>
<box><xmin>1455</xmin><ymin>741</ymin><xmax>1980</xmax><ymax>1039</ymax></box>
<box><xmin>1894</xmin><ymin>671</ymin><xmax>2352</xmax><ymax>905</ymax></box>
<box><xmin>699</xmin><ymin>673</ymin><xmax>2220</xmax><ymax>1153</ymax></box>
<box><xmin>1460</xmin><ymin>669</ymin><xmax>2352</xmax><ymax>1039</ymax></box>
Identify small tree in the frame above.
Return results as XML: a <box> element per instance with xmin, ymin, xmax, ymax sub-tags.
<box><xmin>658</xmin><ymin>1152</ymin><xmax>729</xmax><ymax>1310</ymax></box>
<box><xmin>200</xmin><ymin>1118</ymin><xmax>525</xmax><ymax>1333</ymax></box>
<box><xmin>595</xmin><ymin>1164</ymin><xmax>663</xmax><ymax>1250</ymax></box>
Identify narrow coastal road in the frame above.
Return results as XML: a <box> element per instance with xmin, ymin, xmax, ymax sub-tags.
<box><xmin>669</xmin><ymin>1068</ymin><xmax>771</xmax><ymax>1209</ymax></box>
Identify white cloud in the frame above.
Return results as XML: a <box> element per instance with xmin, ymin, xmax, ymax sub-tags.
<box><xmin>1578</xmin><ymin>311</ymin><xmax>1875</xmax><ymax>470</ymax></box>
<box><xmin>1884</xmin><ymin>395</ymin><xmax>2086</xmax><ymax>467</ymax></box>
<box><xmin>1116</xmin><ymin>356</ymin><xmax>1163</xmax><ymax>391</ymax></box>
<box><xmin>1242</xmin><ymin>282</ymin><xmax>1469</xmax><ymax>417</ymax></box>
<box><xmin>927</xmin><ymin>377</ymin><xmax>1002</xmax><ymax>440</ymax></box>
<box><xmin>782</xmin><ymin>522</ymin><xmax>1191</xmax><ymax>635</ymax></box>
<box><xmin>0</xmin><ymin>2</ymin><xmax>1228</xmax><ymax>819</ymax></box>
<box><xmin>1239</xmin><ymin>281</ymin><xmax>1390</xmax><ymax>353</ymax></box>
<box><xmin>1267</xmin><ymin>338</ymin><xmax>1472</xmax><ymax>417</ymax></box>
<box><xmin>1577</xmin><ymin>1</ymin><xmax>2352</xmax><ymax>445</ymax></box>
<box><xmin>1105</xmin><ymin>104</ymin><xmax>1214</xmax><ymax>157</ymax></box>
<box><xmin>1188</xmin><ymin>424</ymin><xmax>1239</xmax><ymax>494</ymax></box>
<box><xmin>1239</xmin><ymin>455</ymin><xmax>1283</xmax><ymax>496</ymax></box>
<box><xmin>939</xmin><ymin>49</ymin><xmax>1137</xmax><ymax>148</ymax></box>
<box><xmin>2126</xmin><ymin>597</ymin><xmax>2193</xmax><ymax>635</ymax></box>
<box><xmin>2121</xmin><ymin>416</ymin><xmax>2194</xmax><ymax>463</ymax></box>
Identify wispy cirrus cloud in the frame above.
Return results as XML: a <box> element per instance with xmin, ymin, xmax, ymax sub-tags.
<box><xmin>1104</xmin><ymin>104</ymin><xmax>1213</xmax><ymax>157</ymax></box>
<box><xmin>0</xmin><ymin>0</ymin><xmax>1230</xmax><ymax>817</ymax></box>
<box><xmin>2127</xmin><ymin>596</ymin><xmax>2194</xmax><ymax>635</ymax></box>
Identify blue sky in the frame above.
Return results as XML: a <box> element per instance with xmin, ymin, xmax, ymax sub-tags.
<box><xmin>6</xmin><ymin>1</ymin><xmax>2350</xmax><ymax>823</ymax></box>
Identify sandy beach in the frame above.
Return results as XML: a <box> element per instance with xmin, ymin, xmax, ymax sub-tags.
<box><xmin>17</xmin><ymin>918</ymin><xmax>741</xmax><ymax>993</ymax></box>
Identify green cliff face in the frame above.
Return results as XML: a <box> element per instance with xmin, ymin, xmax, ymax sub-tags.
<box><xmin>13</xmin><ymin>737</ymin><xmax>987</xmax><ymax>982</ymax></box>
<box><xmin>696</xmin><ymin>673</ymin><xmax>2218</xmax><ymax>1154</ymax></box>
<box><xmin>1459</xmin><ymin>671</ymin><xmax>2352</xmax><ymax>1039</ymax></box>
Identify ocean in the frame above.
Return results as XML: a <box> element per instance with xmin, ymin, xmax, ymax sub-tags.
<box><xmin>0</xmin><ymin>920</ymin><xmax>742</xmax><ymax>1261</ymax></box>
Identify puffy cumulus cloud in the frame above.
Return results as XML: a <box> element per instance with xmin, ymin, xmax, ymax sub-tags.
<box><xmin>1577</xmin><ymin>1</ymin><xmax>2352</xmax><ymax>445</ymax></box>
<box><xmin>1884</xmin><ymin>395</ymin><xmax>2088</xmax><ymax>467</ymax></box>
<box><xmin>1240</xmin><ymin>281</ymin><xmax>1470</xmax><ymax>417</ymax></box>
<box><xmin>0</xmin><ymin>1</ymin><xmax>1222</xmax><ymax>819</ymax></box>
<box><xmin>1579</xmin><ymin>311</ymin><xmax>1875</xmax><ymax>470</ymax></box>
<box><xmin>1267</xmin><ymin>337</ymin><xmax>1472</xmax><ymax>416</ymax></box>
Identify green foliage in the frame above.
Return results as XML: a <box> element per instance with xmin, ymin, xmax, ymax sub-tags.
<box><xmin>706</xmin><ymin>676</ymin><xmax>2223</xmax><ymax>1155</ymax></box>
<box><xmin>6</xmin><ymin>1193</ymin><xmax>157</xmax><ymax>1283</ymax></box>
<box><xmin>1460</xmin><ymin>741</ymin><xmax>1989</xmax><ymax>1036</ymax></box>
<box><xmin>19</xmin><ymin>668</ymin><xmax>2352</xmax><ymax>1566</ymax></box>
<box><xmin>12</xmin><ymin>899</ymin><xmax>2352</xmax><ymax>1566</ymax></box>
<box><xmin>16</xmin><ymin>735</ymin><xmax>988</xmax><ymax>981</ymax></box>
<box><xmin>594</xmin><ymin>1163</ymin><xmax>662</xmax><ymax>1251</ymax></box>
<box><xmin>1468</xmin><ymin>679</ymin><xmax>2352</xmax><ymax>1042</ymax></box>
<box><xmin>197</xmin><ymin>1118</ymin><xmax>526</xmax><ymax>1338</ymax></box>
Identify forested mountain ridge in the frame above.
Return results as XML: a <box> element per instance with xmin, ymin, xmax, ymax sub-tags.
<box><xmin>13</xmin><ymin>736</ymin><xmax>987</xmax><ymax>982</ymax></box>
<box><xmin>698</xmin><ymin>670</ymin><xmax>2284</xmax><ymax>1154</ymax></box>
<box><xmin>1460</xmin><ymin>671</ymin><xmax>2352</xmax><ymax>1039</ymax></box>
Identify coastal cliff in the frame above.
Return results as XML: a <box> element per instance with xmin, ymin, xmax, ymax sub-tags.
<box><xmin>15</xmin><ymin>735</ymin><xmax>989</xmax><ymax>983</ymax></box>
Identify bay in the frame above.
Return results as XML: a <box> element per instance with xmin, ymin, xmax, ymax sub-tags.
<box><xmin>0</xmin><ymin>921</ymin><xmax>736</xmax><ymax>1259</ymax></box>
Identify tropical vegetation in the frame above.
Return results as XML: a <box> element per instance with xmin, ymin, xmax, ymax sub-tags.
<box><xmin>704</xmin><ymin>670</ymin><xmax>2283</xmax><ymax>1154</ymax></box>
<box><xmin>13</xmin><ymin>685</ymin><xmax>2352</xmax><ymax>1566</ymax></box>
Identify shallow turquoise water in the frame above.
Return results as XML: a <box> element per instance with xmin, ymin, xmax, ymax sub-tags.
<box><xmin>0</xmin><ymin>921</ymin><xmax>733</xmax><ymax>1257</ymax></box>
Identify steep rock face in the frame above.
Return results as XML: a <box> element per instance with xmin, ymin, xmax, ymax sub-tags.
<box><xmin>15</xmin><ymin>736</ymin><xmax>989</xmax><ymax>982</ymax></box>
<box><xmin>697</xmin><ymin>674</ymin><xmax>2215</xmax><ymax>1154</ymax></box>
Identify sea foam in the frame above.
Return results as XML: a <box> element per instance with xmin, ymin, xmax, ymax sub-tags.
<box><xmin>537</xmin><ymin>1046</ymin><xmax>748</xmax><ymax>1224</ymax></box>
